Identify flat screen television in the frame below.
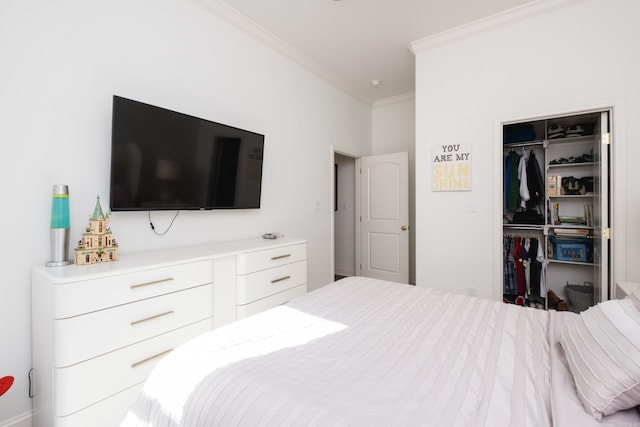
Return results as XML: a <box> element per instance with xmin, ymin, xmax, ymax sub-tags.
<box><xmin>109</xmin><ymin>96</ymin><xmax>264</xmax><ymax>211</ymax></box>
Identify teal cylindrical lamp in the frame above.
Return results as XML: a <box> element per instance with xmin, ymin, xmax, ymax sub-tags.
<box><xmin>46</xmin><ymin>184</ymin><xmax>72</xmax><ymax>266</ymax></box>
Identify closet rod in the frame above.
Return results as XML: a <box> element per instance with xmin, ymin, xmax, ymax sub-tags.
<box><xmin>503</xmin><ymin>225</ymin><xmax>544</xmax><ymax>231</ymax></box>
<box><xmin>503</xmin><ymin>140</ymin><xmax>544</xmax><ymax>149</ymax></box>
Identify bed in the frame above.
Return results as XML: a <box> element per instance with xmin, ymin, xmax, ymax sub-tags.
<box><xmin>121</xmin><ymin>276</ymin><xmax>640</xmax><ymax>426</ymax></box>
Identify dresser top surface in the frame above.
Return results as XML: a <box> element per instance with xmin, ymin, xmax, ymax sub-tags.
<box><xmin>33</xmin><ymin>237</ymin><xmax>306</xmax><ymax>283</ymax></box>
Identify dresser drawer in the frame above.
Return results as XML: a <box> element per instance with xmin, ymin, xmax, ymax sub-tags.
<box><xmin>236</xmin><ymin>243</ymin><xmax>306</xmax><ymax>274</ymax></box>
<box><xmin>236</xmin><ymin>260</ymin><xmax>306</xmax><ymax>305</ymax></box>
<box><xmin>236</xmin><ymin>284</ymin><xmax>307</xmax><ymax>319</ymax></box>
<box><xmin>54</xmin><ymin>383</ymin><xmax>143</xmax><ymax>427</ymax></box>
<box><xmin>54</xmin><ymin>318</ymin><xmax>212</xmax><ymax>417</ymax></box>
<box><xmin>52</xmin><ymin>260</ymin><xmax>213</xmax><ymax>319</ymax></box>
<box><xmin>54</xmin><ymin>283</ymin><xmax>213</xmax><ymax>367</ymax></box>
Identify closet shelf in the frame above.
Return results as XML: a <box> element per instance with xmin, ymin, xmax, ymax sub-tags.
<box><xmin>503</xmin><ymin>140</ymin><xmax>545</xmax><ymax>149</ymax></box>
<box><xmin>546</xmin><ymin>135</ymin><xmax>596</xmax><ymax>145</ymax></box>
<box><xmin>547</xmin><ymin>162</ymin><xmax>596</xmax><ymax>169</ymax></box>
<box><xmin>503</xmin><ymin>224</ymin><xmax>543</xmax><ymax>231</ymax></box>
<box><xmin>547</xmin><ymin>259</ymin><xmax>594</xmax><ymax>266</ymax></box>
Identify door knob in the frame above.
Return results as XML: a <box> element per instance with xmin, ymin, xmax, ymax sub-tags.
<box><xmin>401</xmin><ymin>226</ymin><xmax>408</xmax><ymax>231</ymax></box>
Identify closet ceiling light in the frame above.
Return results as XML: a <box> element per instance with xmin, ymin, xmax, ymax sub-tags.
<box><xmin>371</xmin><ymin>79</ymin><xmax>381</xmax><ymax>87</ymax></box>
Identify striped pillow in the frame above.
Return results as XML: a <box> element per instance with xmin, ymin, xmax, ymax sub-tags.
<box><xmin>560</xmin><ymin>298</ymin><xmax>640</xmax><ymax>420</ymax></box>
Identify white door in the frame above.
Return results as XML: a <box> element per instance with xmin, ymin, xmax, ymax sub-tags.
<box><xmin>593</xmin><ymin>111</ymin><xmax>610</xmax><ymax>303</ymax></box>
<box><xmin>359</xmin><ymin>152</ymin><xmax>409</xmax><ymax>283</ymax></box>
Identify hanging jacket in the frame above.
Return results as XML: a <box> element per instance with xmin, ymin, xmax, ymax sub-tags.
<box><xmin>526</xmin><ymin>151</ymin><xmax>544</xmax><ymax>208</ymax></box>
<box><xmin>518</xmin><ymin>152</ymin><xmax>530</xmax><ymax>208</ymax></box>
<box><xmin>506</xmin><ymin>151</ymin><xmax>521</xmax><ymax>211</ymax></box>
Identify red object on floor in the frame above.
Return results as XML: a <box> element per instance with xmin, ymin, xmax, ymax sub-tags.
<box><xmin>0</xmin><ymin>376</ymin><xmax>14</xmax><ymax>397</ymax></box>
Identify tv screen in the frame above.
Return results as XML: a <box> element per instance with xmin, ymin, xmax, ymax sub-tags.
<box><xmin>109</xmin><ymin>96</ymin><xmax>264</xmax><ymax>211</ymax></box>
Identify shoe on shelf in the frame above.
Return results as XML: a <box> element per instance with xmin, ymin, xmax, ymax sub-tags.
<box><xmin>550</xmin><ymin>157</ymin><xmax>569</xmax><ymax>165</ymax></box>
<box><xmin>548</xmin><ymin>289</ymin><xmax>568</xmax><ymax>311</ymax></box>
<box><xmin>572</xmin><ymin>153</ymin><xmax>593</xmax><ymax>163</ymax></box>
<box><xmin>548</xmin><ymin>124</ymin><xmax>565</xmax><ymax>139</ymax></box>
<box><xmin>565</xmin><ymin>124</ymin><xmax>585</xmax><ymax>137</ymax></box>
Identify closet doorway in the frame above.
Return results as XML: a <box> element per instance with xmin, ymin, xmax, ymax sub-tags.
<box><xmin>334</xmin><ymin>152</ymin><xmax>357</xmax><ymax>280</ymax></box>
<box><xmin>500</xmin><ymin>109</ymin><xmax>612</xmax><ymax>310</ymax></box>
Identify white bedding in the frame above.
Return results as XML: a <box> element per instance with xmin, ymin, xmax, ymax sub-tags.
<box><xmin>122</xmin><ymin>276</ymin><xmax>639</xmax><ymax>426</ymax></box>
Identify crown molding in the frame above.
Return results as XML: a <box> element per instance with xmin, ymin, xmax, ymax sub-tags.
<box><xmin>373</xmin><ymin>92</ymin><xmax>415</xmax><ymax>108</ymax></box>
<box><xmin>409</xmin><ymin>0</ymin><xmax>589</xmax><ymax>54</ymax></box>
<box><xmin>194</xmin><ymin>0</ymin><xmax>374</xmax><ymax>106</ymax></box>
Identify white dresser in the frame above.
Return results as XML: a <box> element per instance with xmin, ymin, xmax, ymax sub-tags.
<box><xmin>32</xmin><ymin>237</ymin><xmax>307</xmax><ymax>426</ymax></box>
<box><xmin>236</xmin><ymin>242</ymin><xmax>307</xmax><ymax>319</ymax></box>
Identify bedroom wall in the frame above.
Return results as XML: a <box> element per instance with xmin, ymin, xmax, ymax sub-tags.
<box><xmin>0</xmin><ymin>0</ymin><xmax>372</xmax><ymax>424</ymax></box>
<box><xmin>412</xmin><ymin>0</ymin><xmax>638</xmax><ymax>298</ymax></box>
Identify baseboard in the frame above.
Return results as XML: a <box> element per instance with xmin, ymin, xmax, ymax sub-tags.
<box><xmin>0</xmin><ymin>411</ymin><xmax>32</xmax><ymax>427</ymax></box>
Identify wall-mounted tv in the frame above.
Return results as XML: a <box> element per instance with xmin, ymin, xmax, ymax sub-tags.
<box><xmin>109</xmin><ymin>96</ymin><xmax>264</xmax><ymax>211</ymax></box>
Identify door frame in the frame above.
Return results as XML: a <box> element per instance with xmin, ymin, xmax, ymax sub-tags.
<box><xmin>492</xmin><ymin>100</ymin><xmax>627</xmax><ymax>301</ymax></box>
<box><xmin>330</xmin><ymin>145</ymin><xmax>362</xmax><ymax>282</ymax></box>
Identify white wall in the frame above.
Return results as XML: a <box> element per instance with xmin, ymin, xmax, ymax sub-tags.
<box><xmin>412</xmin><ymin>0</ymin><xmax>637</xmax><ymax>298</ymax></box>
<box><xmin>0</xmin><ymin>0</ymin><xmax>372</xmax><ymax>422</ymax></box>
<box><xmin>372</xmin><ymin>96</ymin><xmax>416</xmax><ymax>283</ymax></box>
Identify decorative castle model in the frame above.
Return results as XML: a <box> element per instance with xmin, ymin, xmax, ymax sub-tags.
<box><xmin>74</xmin><ymin>196</ymin><xmax>119</xmax><ymax>265</ymax></box>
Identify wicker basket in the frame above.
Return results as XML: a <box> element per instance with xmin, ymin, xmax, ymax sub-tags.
<box><xmin>564</xmin><ymin>282</ymin><xmax>594</xmax><ymax>313</ymax></box>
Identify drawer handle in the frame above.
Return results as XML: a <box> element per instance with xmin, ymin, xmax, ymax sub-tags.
<box><xmin>131</xmin><ymin>349</ymin><xmax>174</xmax><ymax>369</ymax></box>
<box><xmin>130</xmin><ymin>311</ymin><xmax>175</xmax><ymax>327</ymax></box>
<box><xmin>271</xmin><ymin>275</ymin><xmax>291</xmax><ymax>284</ymax></box>
<box><xmin>130</xmin><ymin>278</ymin><xmax>174</xmax><ymax>290</ymax></box>
<box><xmin>271</xmin><ymin>254</ymin><xmax>291</xmax><ymax>261</ymax></box>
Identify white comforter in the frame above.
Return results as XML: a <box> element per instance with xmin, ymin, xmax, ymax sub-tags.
<box><xmin>121</xmin><ymin>277</ymin><xmax>635</xmax><ymax>426</ymax></box>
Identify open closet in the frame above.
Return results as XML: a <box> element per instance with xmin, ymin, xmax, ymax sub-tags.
<box><xmin>502</xmin><ymin>110</ymin><xmax>611</xmax><ymax>312</ymax></box>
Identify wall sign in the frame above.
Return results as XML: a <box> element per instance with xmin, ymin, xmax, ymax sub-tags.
<box><xmin>431</xmin><ymin>144</ymin><xmax>471</xmax><ymax>191</ymax></box>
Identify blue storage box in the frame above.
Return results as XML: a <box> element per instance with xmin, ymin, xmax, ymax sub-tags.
<box><xmin>550</xmin><ymin>237</ymin><xmax>593</xmax><ymax>263</ymax></box>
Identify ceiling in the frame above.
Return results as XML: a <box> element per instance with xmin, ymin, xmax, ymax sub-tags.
<box><xmin>211</xmin><ymin>0</ymin><xmax>535</xmax><ymax>105</ymax></box>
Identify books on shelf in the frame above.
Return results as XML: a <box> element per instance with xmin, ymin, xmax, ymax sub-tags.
<box><xmin>547</xmin><ymin>176</ymin><xmax>559</xmax><ymax>196</ymax></box>
<box><xmin>558</xmin><ymin>216</ymin><xmax>587</xmax><ymax>225</ymax></box>
<box><xmin>551</xmin><ymin>202</ymin><xmax>560</xmax><ymax>225</ymax></box>
<box><xmin>584</xmin><ymin>205</ymin><xmax>594</xmax><ymax>227</ymax></box>
<box><xmin>552</xmin><ymin>227</ymin><xmax>591</xmax><ymax>237</ymax></box>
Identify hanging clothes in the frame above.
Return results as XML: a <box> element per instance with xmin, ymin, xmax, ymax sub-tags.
<box><xmin>503</xmin><ymin>235</ymin><xmax>518</xmax><ymax>295</ymax></box>
<box><xmin>504</xmin><ymin>155</ymin><xmax>511</xmax><ymax>213</ymax></box>
<box><xmin>503</xmin><ymin>234</ymin><xmax>545</xmax><ymax>305</ymax></box>
<box><xmin>514</xmin><ymin>237</ymin><xmax>525</xmax><ymax>294</ymax></box>
<box><xmin>518</xmin><ymin>151</ymin><xmax>530</xmax><ymax>209</ymax></box>
<box><xmin>503</xmin><ymin>235</ymin><xmax>510</xmax><ymax>293</ymax></box>
<box><xmin>522</xmin><ymin>238</ymin><xmax>531</xmax><ymax>295</ymax></box>
<box><xmin>505</xmin><ymin>151</ymin><xmax>521</xmax><ymax>211</ymax></box>
<box><xmin>526</xmin><ymin>151</ymin><xmax>545</xmax><ymax>209</ymax></box>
